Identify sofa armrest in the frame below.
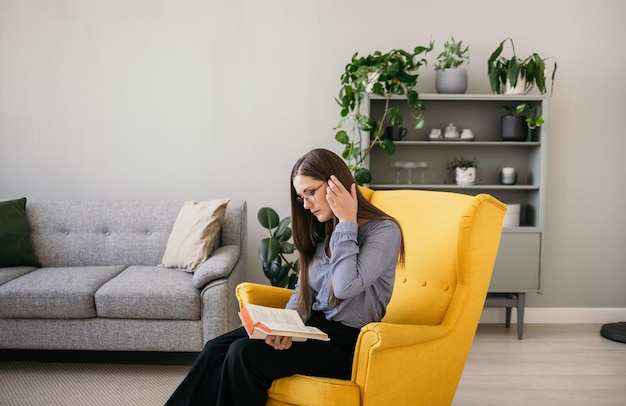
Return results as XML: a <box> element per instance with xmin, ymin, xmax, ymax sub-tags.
<box><xmin>192</xmin><ymin>245</ymin><xmax>240</xmax><ymax>289</ymax></box>
<box><xmin>235</xmin><ymin>282</ymin><xmax>293</xmax><ymax>310</ymax></box>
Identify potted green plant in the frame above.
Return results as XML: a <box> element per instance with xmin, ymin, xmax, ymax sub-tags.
<box><xmin>501</xmin><ymin>103</ymin><xmax>544</xmax><ymax>141</ymax></box>
<box><xmin>434</xmin><ymin>36</ymin><xmax>470</xmax><ymax>94</ymax></box>
<box><xmin>257</xmin><ymin>207</ymin><xmax>298</xmax><ymax>289</ymax></box>
<box><xmin>487</xmin><ymin>38</ymin><xmax>557</xmax><ymax>95</ymax></box>
<box><xmin>335</xmin><ymin>41</ymin><xmax>434</xmax><ymax>185</ymax></box>
<box><xmin>447</xmin><ymin>157</ymin><xmax>478</xmax><ymax>186</ymax></box>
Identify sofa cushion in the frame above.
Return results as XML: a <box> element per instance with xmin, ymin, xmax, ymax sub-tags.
<box><xmin>0</xmin><ymin>198</ymin><xmax>41</xmax><ymax>267</ymax></box>
<box><xmin>26</xmin><ymin>200</ymin><xmax>185</xmax><ymax>267</ymax></box>
<box><xmin>160</xmin><ymin>199</ymin><xmax>230</xmax><ymax>271</ymax></box>
<box><xmin>0</xmin><ymin>266</ymin><xmax>37</xmax><ymax>287</ymax></box>
<box><xmin>95</xmin><ymin>266</ymin><xmax>201</xmax><ymax>320</ymax></box>
<box><xmin>0</xmin><ymin>266</ymin><xmax>125</xmax><ymax>318</ymax></box>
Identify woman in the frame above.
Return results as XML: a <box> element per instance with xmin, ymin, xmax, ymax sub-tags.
<box><xmin>166</xmin><ymin>148</ymin><xmax>404</xmax><ymax>406</ymax></box>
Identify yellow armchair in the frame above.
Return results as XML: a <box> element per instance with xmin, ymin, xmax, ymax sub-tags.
<box><xmin>236</xmin><ymin>189</ymin><xmax>506</xmax><ymax>406</ymax></box>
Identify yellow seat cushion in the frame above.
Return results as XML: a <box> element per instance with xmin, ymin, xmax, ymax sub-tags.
<box><xmin>267</xmin><ymin>375</ymin><xmax>360</xmax><ymax>406</ymax></box>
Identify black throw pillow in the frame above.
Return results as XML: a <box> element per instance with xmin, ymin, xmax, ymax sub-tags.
<box><xmin>0</xmin><ymin>197</ymin><xmax>41</xmax><ymax>267</ymax></box>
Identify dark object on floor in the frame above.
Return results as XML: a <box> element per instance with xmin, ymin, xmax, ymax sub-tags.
<box><xmin>600</xmin><ymin>322</ymin><xmax>626</xmax><ymax>343</ymax></box>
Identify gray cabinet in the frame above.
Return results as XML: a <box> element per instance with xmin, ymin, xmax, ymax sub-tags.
<box><xmin>490</xmin><ymin>230</ymin><xmax>541</xmax><ymax>292</ymax></box>
<box><xmin>366</xmin><ymin>93</ymin><xmax>548</xmax><ymax>338</ymax></box>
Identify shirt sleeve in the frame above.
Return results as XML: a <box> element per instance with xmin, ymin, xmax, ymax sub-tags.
<box><xmin>285</xmin><ymin>282</ymin><xmax>299</xmax><ymax>310</ymax></box>
<box><xmin>329</xmin><ymin>220</ymin><xmax>401</xmax><ymax>300</ymax></box>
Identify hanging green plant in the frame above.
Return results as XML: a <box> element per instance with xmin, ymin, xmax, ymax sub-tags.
<box><xmin>335</xmin><ymin>41</ymin><xmax>434</xmax><ymax>185</ymax></box>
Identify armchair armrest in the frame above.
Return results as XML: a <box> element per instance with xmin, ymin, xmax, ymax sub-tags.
<box><xmin>352</xmin><ymin>322</ymin><xmax>472</xmax><ymax>405</ymax></box>
<box><xmin>357</xmin><ymin>322</ymin><xmax>450</xmax><ymax>348</ymax></box>
<box><xmin>192</xmin><ymin>245</ymin><xmax>240</xmax><ymax>289</ymax></box>
<box><xmin>236</xmin><ymin>282</ymin><xmax>293</xmax><ymax>310</ymax></box>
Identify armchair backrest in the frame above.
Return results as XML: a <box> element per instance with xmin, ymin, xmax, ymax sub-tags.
<box><xmin>361</xmin><ymin>189</ymin><xmax>506</xmax><ymax>329</ymax></box>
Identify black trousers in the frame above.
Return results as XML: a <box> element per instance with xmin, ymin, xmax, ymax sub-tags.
<box><xmin>165</xmin><ymin>312</ymin><xmax>360</xmax><ymax>406</ymax></box>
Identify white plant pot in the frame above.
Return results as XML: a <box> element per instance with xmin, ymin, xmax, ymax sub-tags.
<box><xmin>455</xmin><ymin>167</ymin><xmax>476</xmax><ymax>186</ymax></box>
<box><xmin>504</xmin><ymin>76</ymin><xmax>527</xmax><ymax>94</ymax></box>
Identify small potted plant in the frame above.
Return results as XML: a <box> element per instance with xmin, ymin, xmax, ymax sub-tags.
<box><xmin>501</xmin><ymin>103</ymin><xmax>544</xmax><ymax>141</ymax></box>
<box><xmin>335</xmin><ymin>41</ymin><xmax>434</xmax><ymax>185</ymax></box>
<box><xmin>434</xmin><ymin>36</ymin><xmax>470</xmax><ymax>94</ymax></box>
<box><xmin>487</xmin><ymin>38</ymin><xmax>557</xmax><ymax>95</ymax></box>
<box><xmin>447</xmin><ymin>157</ymin><xmax>478</xmax><ymax>186</ymax></box>
<box><xmin>257</xmin><ymin>207</ymin><xmax>298</xmax><ymax>289</ymax></box>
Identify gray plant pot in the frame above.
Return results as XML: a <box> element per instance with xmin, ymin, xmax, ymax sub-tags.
<box><xmin>435</xmin><ymin>68</ymin><xmax>468</xmax><ymax>94</ymax></box>
<box><xmin>501</xmin><ymin>115</ymin><xmax>528</xmax><ymax>141</ymax></box>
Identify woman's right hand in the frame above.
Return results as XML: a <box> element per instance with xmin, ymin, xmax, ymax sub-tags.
<box><xmin>265</xmin><ymin>335</ymin><xmax>292</xmax><ymax>350</ymax></box>
<box><xmin>325</xmin><ymin>175</ymin><xmax>358</xmax><ymax>223</ymax></box>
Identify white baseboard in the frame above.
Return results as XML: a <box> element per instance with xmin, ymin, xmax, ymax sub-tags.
<box><xmin>479</xmin><ymin>307</ymin><xmax>626</xmax><ymax>324</ymax></box>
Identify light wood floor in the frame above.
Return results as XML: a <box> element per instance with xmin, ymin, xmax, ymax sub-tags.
<box><xmin>1</xmin><ymin>324</ymin><xmax>623</xmax><ymax>405</ymax></box>
<box><xmin>453</xmin><ymin>324</ymin><xmax>626</xmax><ymax>406</ymax></box>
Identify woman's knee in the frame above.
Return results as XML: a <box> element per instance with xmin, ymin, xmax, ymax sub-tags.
<box><xmin>224</xmin><ymin>338</ymin><xmax>272</xmax><ymax>377</ymax></box>
<box><xmin>225</xmin><ymin>337</ymin><xmax>257</xmax><ymax>361</ymax></box>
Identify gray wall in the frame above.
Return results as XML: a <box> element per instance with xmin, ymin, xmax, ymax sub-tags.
<box><xmin>1</xmin><ymin>0</ymin><xmax>624</xmax><ymax>310</ymax></box>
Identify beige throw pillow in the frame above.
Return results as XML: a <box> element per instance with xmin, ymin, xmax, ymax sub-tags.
<box><xmin>160</xmin><ymin>199</ymin><xmax>230</xmax><ymax>271</ymax></box>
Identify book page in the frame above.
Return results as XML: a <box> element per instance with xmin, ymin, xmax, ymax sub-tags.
<box><xmin>245</xmin><ymin>304</ymin><xmax>305</xmax><ymax>327</ymax></box>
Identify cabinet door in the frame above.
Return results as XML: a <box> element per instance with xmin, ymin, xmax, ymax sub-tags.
<box><xmin>489</xmin><ymin>231</ymin><xmax>541</xmax><ymax>292</ymax></box>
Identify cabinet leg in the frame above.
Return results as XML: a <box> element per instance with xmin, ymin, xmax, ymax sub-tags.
<box><xmin>505</xmin><ymin>293</ymin><xmax>514</xmax><ymax>328</ymax></box>
<box><xmin>505</xmin><ymin>306</ymin><xmax>512</xmax><ymax>328</ymax></box>
<box><xmin>484</xmin><ymin>293</ymin><xmax>526</xmax><ymax>339</ymax></box>
<box><xmin>517</xmin><ymin>293</ymin><xmax>526</xmax><ymax>340</ymax></box>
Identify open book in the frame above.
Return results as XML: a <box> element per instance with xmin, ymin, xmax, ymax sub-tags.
<box><xmin>239</xmin><ymin>303</ymin><xmax>329</xmax><ymax>342</ymax></box>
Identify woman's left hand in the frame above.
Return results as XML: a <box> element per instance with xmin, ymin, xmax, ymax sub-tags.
<box><xmin>265</xmin><ymin>335</ymin><xmax>292</xmax><ymax>350</ymax></box>
<box><xmin>326</xmin><ymin>175</ymin><xmax>358</xmax><ymax>223</ymax></box>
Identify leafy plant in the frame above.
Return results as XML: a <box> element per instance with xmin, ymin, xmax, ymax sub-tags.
<box><xmin>434</xmin><ymin>36</ymin><xmax>469</xmax><ymax>70</ymax></box>
<box><xmin>487</xmin><ymin>38</ymin><xmax>557</xmax><ymax>95</ymax></box>
<box><xmin>335</xmin><ymin>42</ymin><xmax>434</xmax><ymax>185</ymax></box>
<box><xmin>447</xmin><ymin>157</ymin><xmax>478</xmax><ymax>170</ymax></box>
<box><xmin>502</xmin><ymin>103</ymin><xmax>545</xmax><ymax>129</ymax></box>
<box><xmin>257</xmin><ymin>207</ymin><xmax>298</xmax><ymax>289</ymax></box>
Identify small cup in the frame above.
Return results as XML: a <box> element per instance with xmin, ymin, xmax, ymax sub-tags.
<box><xmin>428</xmin><ymin>129</ymin><xmax>442</xmax><ymax>140</ymax></box>
<box><xmin>460</xmin><ymin>129</ymin><xmax>474</xmax><ymax>140</ymax></box>
<box><xmin>386</xmin><ymin>126</ymin><xmax>408</xmax><ymax>141</ymax></box>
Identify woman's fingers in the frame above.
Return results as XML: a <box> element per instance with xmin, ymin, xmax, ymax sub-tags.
<box><xmin>265</xmin><ymin>335</ymin><xmax>292</xmax><ymax>350</ymax></box>
<box><xmin>326</xmin><ymin>175</ymin><xmax>357</xmax><ymax>223</ymax></box>
<box><xmin>326</xmin><ymin>175</ymin><xmax>347</xmax><ymax>197</ymax></box>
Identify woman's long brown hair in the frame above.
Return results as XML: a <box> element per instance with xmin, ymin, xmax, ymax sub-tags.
<box><xmin>290</xmin><ymin>148</ymin><xmax>405</xmax><ymax>320</ymax></box>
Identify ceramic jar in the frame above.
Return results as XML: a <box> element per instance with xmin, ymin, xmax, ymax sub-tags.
<box><xmin>444</xmin><ymin>123</ymin><xmax>459</xmax><ymax>139</ymax></box>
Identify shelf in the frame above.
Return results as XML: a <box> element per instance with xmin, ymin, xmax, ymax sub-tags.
<box><xmin>391</xmin><ymin>141</ymin><xmax>540</xmax><ymax>146</ymax></box>
<box><xmin>370</xmin><ymin>184</ymin><xmax>540</xmax><ymax>191</ymax></box>
<box><xmin>369</xmin><ymin>93</ymin><xmax>548</xmax><ymax>102</ymax></box>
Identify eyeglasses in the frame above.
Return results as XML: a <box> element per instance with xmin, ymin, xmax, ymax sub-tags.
<box><xmin>295</xmin><ymin>182</ymin><xmax>326</xmax><ymax>205</ymax></box>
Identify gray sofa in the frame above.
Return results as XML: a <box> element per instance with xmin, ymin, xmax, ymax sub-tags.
<box><xmin>0</xmin><ymin>199</ymin><xmax>246</xmax><ymax>352</ymax></box>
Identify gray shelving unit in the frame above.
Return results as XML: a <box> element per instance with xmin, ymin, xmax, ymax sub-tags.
<box><xmin>366</xmin><ymin>93</ymin><xmax>548</xmax><ymax>339</ymax></box>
